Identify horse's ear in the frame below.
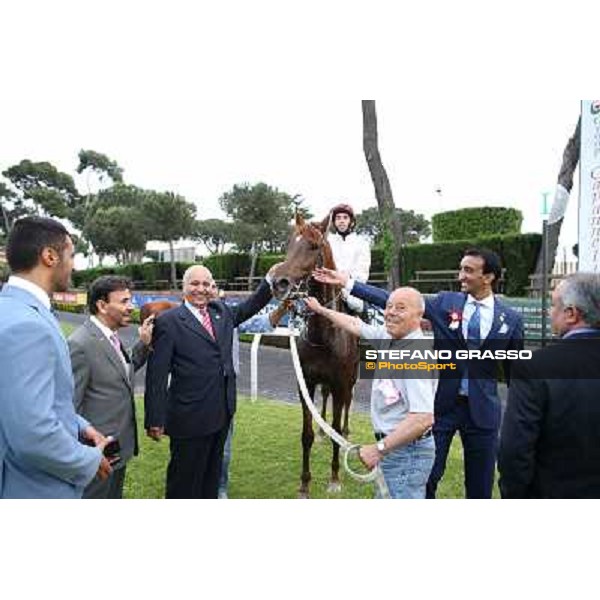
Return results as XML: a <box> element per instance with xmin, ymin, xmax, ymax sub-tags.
<box><xmin>317</xmin><ymin>215</ymin><xmax>331</xmax><ymax>235</ymax></box>
<box><xmin>295</xmin><ymin>212</ymin><xmax>306</xmax><ymax>230</ymax></box>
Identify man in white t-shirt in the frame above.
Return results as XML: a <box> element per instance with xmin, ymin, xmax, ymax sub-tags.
<box><xmin>328</xmin><ymin>203</ymin><xmax>371</xmax><ymax>313</ymax></box>
<box><xmin>305</xmin><ymin>286</ymin><xmax>437</xmax><ymax>499</ymax></box>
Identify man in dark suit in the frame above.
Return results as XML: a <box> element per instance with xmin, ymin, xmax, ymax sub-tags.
<box><xmin>314</xmin><ymin>248</ymin><xmax>524</xmax><ymax>498</ymax></box>
<box><xmin>499</xmin><ymin>273</ymin><xmax>600</xmax><ymax>498</ymax></box>
<box><xmin>69</xmin><ymin>276</ymin><xmax>155</xmax><ymax>499</ymax></box>
<box><xmin>144</xmin><ymin>264</ymin><xmax>274</xmax><ymax>499</ymax></box>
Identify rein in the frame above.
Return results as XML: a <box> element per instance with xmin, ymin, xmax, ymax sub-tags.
<box><xmin>249</xmin><ymin>326</ymin><xmax>391</xmax><ymax>498</ymax></box>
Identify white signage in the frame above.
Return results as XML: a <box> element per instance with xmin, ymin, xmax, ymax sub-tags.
<box><xmin>579</xmin><ymin>100</ymin><xmax>600</xmax><ymax>271</ymax></box>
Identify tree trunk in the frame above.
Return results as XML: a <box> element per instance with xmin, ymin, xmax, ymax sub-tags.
<box><xmin>1</xmin><ymin>201</ymin><xmax>11</xmax><ymax>236</ymax></box>
<box><xmin>248</xmin><ymin>241</ymin><xmax>259</xmax><ymax>291</ymax></box>
<box><xmin>532</xmin><ymin>117</ymin><xmax>581</xmax><ymax>291</ymax></box>
<box><xmin>362</xmin><ymin>100</ymin><xmax>404</xmax><ymax>289</ymax></box>
<box><xmin>168</xmin><ymin>239</ymin><xmax>177</xmax><ymax>290</ymax></box>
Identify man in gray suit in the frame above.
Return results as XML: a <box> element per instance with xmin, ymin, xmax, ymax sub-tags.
<box><xmin>69</xmin><ymin>276</ymin><xmax>155</xmax><ymax>499</ymax></box>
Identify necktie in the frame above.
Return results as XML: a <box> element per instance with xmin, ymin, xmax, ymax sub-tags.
<box><xmin>460</xmin><ymin>302</ymin><xmax>481</xmax><ymax>395</ymax></box>
<box><xmin>109</xmin><ymin>332</ymin><xmax>122</xmax><ymax>355</ymax></box>
<box><xmin>467</xmin><ymin>302</ymin><xmax>481</xmax><ymax>349</ymax></box>
<box><xmin>109</xmin><ymin>331</ymin><xmax>127</xmax><ymax>365</ymax></box>
<box><xmin>200</xmin><ymin>309</ymin><xmax>216</xmax><ymax>340</ymax></box>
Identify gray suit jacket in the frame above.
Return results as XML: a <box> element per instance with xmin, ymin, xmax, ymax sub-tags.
<box><xmin>68</xmin><ymin>319</ymin><xmax>150</xmax><ymax>466</ymax></box>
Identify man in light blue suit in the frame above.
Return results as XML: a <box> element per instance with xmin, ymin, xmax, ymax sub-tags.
<box><xmin>314</xmin><ymin>248</ymin><xmax>524</xmax><ymax>499</ymax></box>
<box><xmin>0</xmin><ymin>216</ymin><xmax>110</xmax><ymax>499</ymax></box>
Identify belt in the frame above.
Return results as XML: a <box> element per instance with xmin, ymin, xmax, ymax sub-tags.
<box><xmin>374</xmin><ymin>429</ymin><xmax>432</xmax><ymax>442</ymax></box>
<box><xmin>456</xmin><ymin>394</ymin><xmax>469</xmax><ymax>403</ymax></box>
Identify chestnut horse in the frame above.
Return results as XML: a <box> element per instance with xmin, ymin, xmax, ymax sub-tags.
<box><xmin>271</xmin><ymin>213</ymin><xmax>359</xmax><ymax>498</ymax></box>
<box><xmin>139</xmin><ymin>300</ymin><xmax>179</xmax><ymax>322</ymax></box>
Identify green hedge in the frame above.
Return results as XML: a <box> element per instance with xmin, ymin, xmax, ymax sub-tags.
<box><xmin>400</xmin><ymin>233</ymin><xmax>541</xmax><ymax>296</ymax></box>
<box><xmin>432</xmin><ymin>207</ymin><xmax>523</xmax><ymax>242</ymax></box>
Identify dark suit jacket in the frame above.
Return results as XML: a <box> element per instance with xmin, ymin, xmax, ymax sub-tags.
<box><xmin>144</xmin><ymin>280</ymin><xmax>272</xmax><ymax>438</ymax></box>
<box><xmin>499</xmin><ymin>330</ymin><xmax>600</xmax><ymax>498</ymax></box>
<box><xmin>351</xmin><ymin>283</ymin><xmax>524</xmax><ymax>430</ymax></box>
<box><xmin>69</xmin><ymin>319</ymin><xmax>150</xmax><ymax>465</ymax></box>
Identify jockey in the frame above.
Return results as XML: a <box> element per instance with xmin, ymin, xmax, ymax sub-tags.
<box><xmin>328</xmin><ymin>203</ymin><xmax>371</xmax><ymax>313</ymax></box>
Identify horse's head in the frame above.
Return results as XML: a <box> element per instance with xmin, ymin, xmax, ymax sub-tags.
<box><xmin>270</xmin><ymin>213</ymin><xmax>334</xmax><ymax>301</ymax></box>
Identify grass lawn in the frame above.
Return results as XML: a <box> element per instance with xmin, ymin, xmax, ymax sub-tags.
<box><xmin>124</xmin><ymin>396</ymin><xmax>499</xmax><ymax>499</ymax></box>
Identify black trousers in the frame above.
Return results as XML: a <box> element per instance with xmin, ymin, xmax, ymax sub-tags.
<box><xmin>166</xmin><ymin>425</ymin><xmax>230</xmax><ymax>499</ymax></box>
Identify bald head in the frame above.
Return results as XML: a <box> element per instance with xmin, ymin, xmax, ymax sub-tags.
<box><xmin>182</xmin><ymin>265</ymin><xmax>216</xmax><ymax>310</ymax></box>
<box><xmin>384</xmin><ymin>286</ymin><xmax>425</xmax><ymax>339</ymax></box>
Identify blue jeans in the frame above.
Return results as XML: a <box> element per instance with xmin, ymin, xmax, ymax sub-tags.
<box><xmin>378</xmin><ymin>436</ymin><xmax>435</xmax><ymax>499</ymax></box>
<box><xmin>218</xmin><ymin>420</ymin><xmax>234</xmax><ymax>499</ymax></box>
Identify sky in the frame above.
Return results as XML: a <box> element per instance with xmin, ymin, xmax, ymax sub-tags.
<box><xmin>0</xmin><ymin>1</ymin><xmax>594</xmax><ymax>268</ymax></box>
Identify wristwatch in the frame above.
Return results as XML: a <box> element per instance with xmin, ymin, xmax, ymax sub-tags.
<box><xmin>376</xmin><ymin>439</ymin><xmax>386</xmax><ymax>455</ymax></box>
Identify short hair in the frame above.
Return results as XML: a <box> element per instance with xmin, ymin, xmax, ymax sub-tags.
<box><xmin>88</xmin><ymin>275</ymin><xmax>132</xmax><ymax>315</ymax></box>
<box><xmin>6</xmin><ymin>216</ymin><xmax>70</xmax><ymax>273</ymax></box>
<box><xmin>557</xmin><ymin>273</ymin><xmax>600</xmax><ymax>328</ymax></box>
<box><xmin>463</xmin><ymin>247</ymin><xmax>502</xmax><ymax>286</ymax></box>
<box><xmin>182</xmin><ymin>265</ymin><xmax>212</xmax><ymax>285</ymax></box>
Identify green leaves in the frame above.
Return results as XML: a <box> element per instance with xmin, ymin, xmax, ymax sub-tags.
<box><xmin>432</xmin><ymin>207</ymin><xmax>523</xmax><ymax>242</ymax></box>
<box><xmin>355</xmin><ymin>206</ymin><xmax>431</xmax><ymax>244</ymax></box>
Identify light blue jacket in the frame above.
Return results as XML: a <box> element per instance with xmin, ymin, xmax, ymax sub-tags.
<box><xmin>0</xmin><ymin>285</ymin><xmax>101</xmax><ymax>498</ymax></box>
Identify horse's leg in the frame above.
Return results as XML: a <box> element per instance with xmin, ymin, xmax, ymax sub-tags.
<box><xmin>327</xmin><ymin>386</ymin><xmax>346</xmax><ymax>494</ymax></box>
<box><xmin>299</xmin><ymin>382</ymin><xmax>316</xmax><ymax>499</ymax></box>
<box><xmin>317</xmin><ymin>384</ymin><xmax>330</xmax><ymax>442</ymax></box>
<box><xmin>342</xmin><ymin>401</ymin><xmax>351</xmax><ymax>438</ymax></box>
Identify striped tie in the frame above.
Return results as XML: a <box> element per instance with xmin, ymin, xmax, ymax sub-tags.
<box><xmin>460</xmin><ymin>302</ymin><xmax>481</xmax><ymax>395</ymax></box>
<box><xmin>200</xmin><ymin>309</ymin><xmax>215</xmax><ymax>339</ymax></box>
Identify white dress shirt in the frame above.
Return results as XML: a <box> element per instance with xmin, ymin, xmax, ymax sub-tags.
<box><xmin>462</xmin><ymin>293</ymin><xmax>495</xmax><ymax>340</ymax></box>
<box><xmin>7</xmin><ymin>275</ymin><xmax>51</xmax><ymax>309</ymax></box>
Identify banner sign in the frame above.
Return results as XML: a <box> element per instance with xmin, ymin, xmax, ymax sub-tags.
<box><xmin>579</xmin><ymin>100</ymin><xmax>600</xmax><ymax>271</ymax></box>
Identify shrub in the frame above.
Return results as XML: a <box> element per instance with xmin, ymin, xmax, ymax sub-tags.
<box><xmin>400</xmin><ymin>233</ymin><xmax>541</xmax><ymax>296</ymax></box>
<box><xmin>432</xmin><ymin>207</ymin><xmax>523</xmax><ymax>242</ymax></box>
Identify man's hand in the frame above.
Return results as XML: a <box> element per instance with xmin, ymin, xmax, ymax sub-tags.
<box><xmin>139</xmin><ymin>315</ymin><xmax>156</xmax><ymax>346</ymax></box>
<box><xmin>81</xmin><ymin>425</ymin><xmax>107</xmax><ymax>448</ymax></box>
<box><xmin>96</xmin><ymin>457</ymin><xmax>113</xmax><ymax>481</ymax></box>
<box><xmin>312</xmin><ymin>267</ymin><xmax>349</xmax><ymax>287</ymax></box>
<box><xmin>359</xmin><ymin>444</ymin><xmax>383</xmax><ymax>470</ymax></box>
<box><xmin>304</xmin><ymin>297</ymin><xmax>325</xmax><ymax>315</ymax></box>
<box><xmin>146</xmin><ymin>426</ymin><xmax>164</xmax><ymax>442</ymax></box>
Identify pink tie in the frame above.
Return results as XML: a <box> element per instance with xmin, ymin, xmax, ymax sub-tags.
<box><xmin>200</xmin><ymin>309</ymin><xmax>215</xmax><ymax>339</ymax></box>
<box><xmin>110</xmin><ymin>332</ymin><xmax>122</xmax><ymax>354</ymax></box>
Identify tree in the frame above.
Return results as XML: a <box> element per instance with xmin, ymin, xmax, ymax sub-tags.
<box><xmin>76</xmin><ymin>149</ymin><xmax>124</xmax><ymax>185</ymax></box>
<box><xmin>143</xmin><ymin>191</ymin><xmax>197</xmax><ymax>289</ymax></box>
<box><xmin>0</xmin><ymin>180</ymin><xmax>31</xmax><ymax>242</ymax></box>
<box><xmin>532</xmin><ymin>117</ymin><xmax>581</xmax><ymax>291</ymax></box>
<box><xmin>83</xmin><ymin>184</ymin><xmax>152</xmax><ymax>265</ymax></box>
<box><xmin>2</xmin><ymin>159</ymin><xmax>82</xmax><ymax>222</ymax></box>
<box><xmin>194</xmin><ymin>218</ymin><xmax>233</xmax><ymax>254</ymax></box>
<box><xmin>74</xmin><ymin>150</ymin><xmax>125</xmax><ymax>230</ymax></box>
<box><xmin>219</xmin><ymin>182</ymin><xmax>303</xmax><ymax>287</ymax></box>
<box><xmin>355</xmin><ymin>206</ymin><xmax>431</xmax><ymax>244</ymax></box>
<box><xmin>84</xmin><ymin>205</ymin><xmax>148</xmax><ymax>265</ymax></box>
<box><xmin>362</xmin><ymin>101</ymin><xmax>404</xmax><ymax>288</ymax></box>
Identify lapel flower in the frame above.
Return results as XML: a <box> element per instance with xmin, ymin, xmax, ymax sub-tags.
<box><xmin>448</xmin><ymin>309</ymin><xmax>462</xmax><ymax>331</ymax></box>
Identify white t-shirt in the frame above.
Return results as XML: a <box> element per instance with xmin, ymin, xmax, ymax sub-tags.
<box><xmin>360</xmin><ymin>323</ymin><xmax>437</xmax><ymax>435</ymax></box>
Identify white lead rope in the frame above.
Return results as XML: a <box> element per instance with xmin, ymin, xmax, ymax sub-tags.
<box><xmin>250</xmin><ymin>328</ymin><xmax>390</xmax><ymax>498</ymax></box>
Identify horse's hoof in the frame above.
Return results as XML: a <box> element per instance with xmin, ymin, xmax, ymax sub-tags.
<box><xmin>298</xmin><ymin>491</ymin><xmax>310</xmax><ymax>499</ymax></box>
<box><xmin>327</xmin><ymin>481</ymin><xmax>342</xmax><ymax>494</ymax></box>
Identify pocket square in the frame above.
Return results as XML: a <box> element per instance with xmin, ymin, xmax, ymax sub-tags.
<box><xmin>499</xmin><ymin>323</ymin><xmax>509</xmax><ymax>335</ymax></box>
